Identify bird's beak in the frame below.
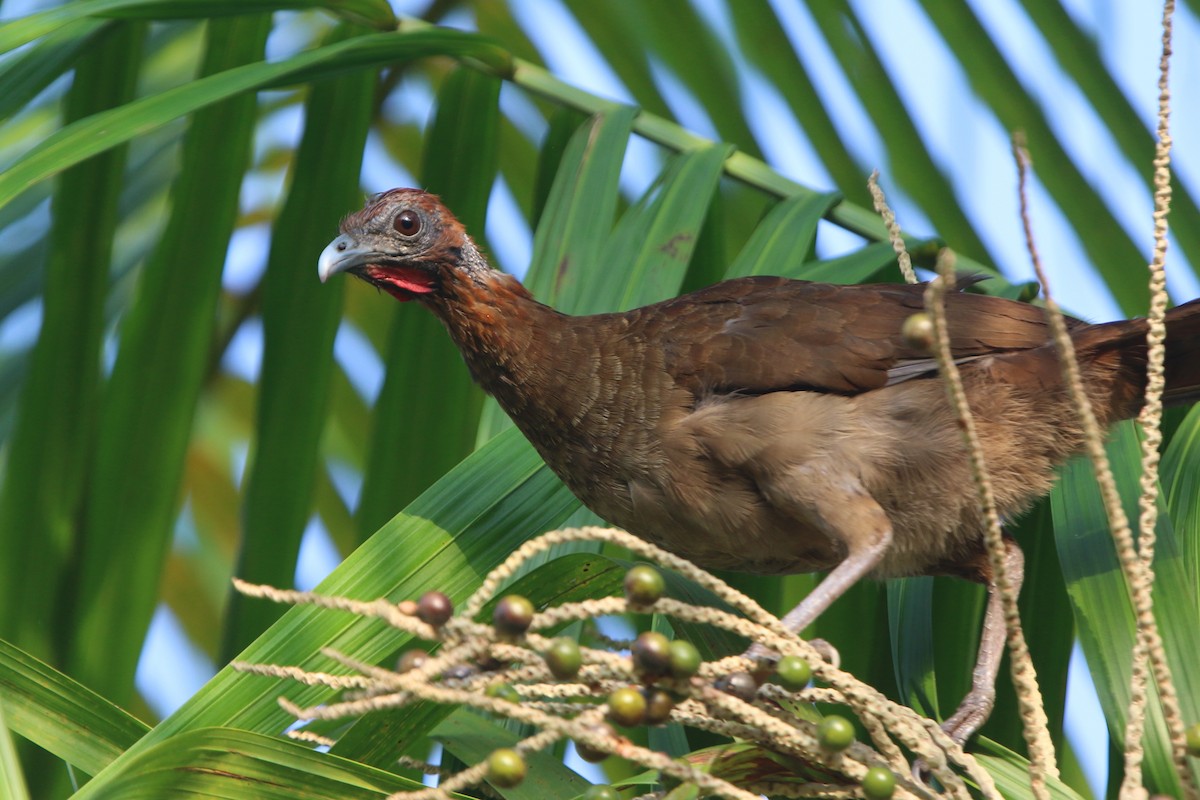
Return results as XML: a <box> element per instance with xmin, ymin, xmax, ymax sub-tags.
<box><xmin>318</xmin><ymin>234</ymin><xmax>377</xmax><ymax>283</ymax></box>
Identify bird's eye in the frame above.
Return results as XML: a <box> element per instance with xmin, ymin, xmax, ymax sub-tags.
<box><xmin>393</xmin><ymin>210</ymin><xmax>421</xmax><ymax>237</ymax></box>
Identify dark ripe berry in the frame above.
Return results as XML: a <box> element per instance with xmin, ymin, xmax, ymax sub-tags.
<box><xmin>486</xmin><ymin>748</ymin><xmax>526</xmax><ymax>788</ymax></box>
<box><xmin>544</xmin><ymin>637</ymin><xmax>583</xmax><ymax>679</ymax></box>
<box><xmin>583</xmin><ymin>785</ymin><xmax>621</xmax><ymax>800</ymax></box>
<box><xmin>642</xmin><ymin>687</ymin><xmax>675</xmax><ymax>725</ymax></box>
<box><xmin>862</xmin><ymin>766</ymin><xmax>897</xmax><ymax>798</ymax></box>
<box><xmin>573</xmin><ymin>722</ymin><xmax>615</xmax><ymax>763</ymax></box>
<box><xmin>485</xmin><ymin>681</ymin><xmax>521</xmax><ymax>704</ymax></box>
<box><xmin>492</xmin><ymin>594</ymin><xmax>535</xmax><ymax>636</ymax></box>
<box><xmin>442</xmin><ymin>663</ymin><xmax>478</xmax><ymax>680</ymax></box>
<box><xmin>623</xmin><ymin>565</ymin><xmax>665</xmax><ymax>605</ymax></box>
<box><xmin>416</xmin><ymin>591</ymin><xmax>453</xmax><ymax>627</ymax></box>
<box><xmin>607</xmin><ymin>686</ymin><xmax>648</xmax><ymax>727</ymax></box>
<box><xmin>1187</xmin><ymin>722</ymin><xmax>1200</xmax><ymax>757</ymax></box>
<box><xmin>901</xmin><ymin>312</ymin><xmax>935</xmax><ymax>350</ymax></box>
<box><xmin>395</xmin><ymin>649</ymin><xmax>428</xmax><ymax>673</ymax></box>
<box><xmin>748</xmin><ymin>658</ymin><xmax>776</xmax><ymax>686</ymax></box>
<box><xmin>774</xmin><ymin>655</ymin><xmax>812</xmax><ymax>691</ymax></box>
<box><xmin>714</xmin><ymin>671</ymin><xmax>758</xmax><ymax>702</ymax></box>
<box><xmin>667</xmin><ymin>640</ymin><xmax>701</xmax><ymax>679</ymax></box>
<box><xmin>476</xmin><ymin>654</ymin><xmax>504</xmax><ymax>672</ymax></box>
<box><xmin>631</xmin><ymin>631</ymin><xmax>672</xmax><ymax>678</ymax></box>
<box><xmin>817</xmin><ymin>715</ymin><xmax>855</xmax><ymax>751</ymax></box>
<box><xmin>575</xmin><ymin>741</ymin><xmax>608</xmax><ymax>763</ymax></box>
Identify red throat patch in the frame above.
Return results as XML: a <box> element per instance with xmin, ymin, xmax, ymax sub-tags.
<box><xmin>363</xmin><ymin>265</ymin><xmax>437</xmax><ymax>301</ymax></box>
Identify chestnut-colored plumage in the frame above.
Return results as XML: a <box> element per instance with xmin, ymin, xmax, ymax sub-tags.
<box><xmin>319</xmin><ymin>188</ymin><xmax>1200</xmax><ymax>743</ymax></box>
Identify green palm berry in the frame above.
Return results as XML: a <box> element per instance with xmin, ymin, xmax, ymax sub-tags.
<box><xmin>862</xmin><ymin>765</ymin><xmax>896</xmax><ymax>798</ymax></box>
<box><xmin>817</xmin><ymin>715</ymin><xmax>855</xmax><ymax>751</ymax></box>
<box><xmin>607</xmin><ymin>686</ymin><xmax>648</xmax><ymax>727</ymax></box>
<box><xmin>487</xmin><ymin>748</ymin><xmax>526</xmax><ymax>788</ymax></box>
<box><xmin>901</xmin><ymin>312</ymin><xmax>935</xmax><ymax>350</ymax></box>
<box><xmin>623</xmin><ymin>565</ymin><xmax>665</xmax><ymax>605</ymax></box>
<box><xmin>1188</xmin><ymin>722</ymin><xmax>1200</xmax><ymax>757</ymax></box>
<box><xmin>416</xmin><ymin>591</ymin><xmax>453</xmax><ymax>627</ymax></box>
<box><xmin>485</xmin><ymin>681</ymin><xmax>520</xmax><ymax>704</ymax></box>
<box><xmin>775</xmin><ymin>655</ymin><xmax>812</xmax><ymax>690</ymax></box>
<box><xmin>493</xmin><ymin>594</ymin><xmax>535</xmax><ymax>636</ymax></box>
<box><xmin>544</xmin><ymin>637</ymin><xmax>583</xmax><ymax>679</ymax></box>
<box><xmin>582</xmin><ymin>786</ymin><xmax>621</xmax><ymax>800</ymax></box>
<box><xmin>631</xmin><ymin>631</ymin><xmax>672</xmax><ymax>678</ymax></box>
<box><xmin>667</xmin><ymin>639</ymin><xmax>702</xmax><ymax>679</ymax></box>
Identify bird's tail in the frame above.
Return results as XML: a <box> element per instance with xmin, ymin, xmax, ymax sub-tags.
<box><xmin>1163</xmin><ymin>297</ymin><xmax>1200</xmax><ymax>406</ymax></box>
<box><xmin>1072</xmin><ymin>297</ymin><xmax>1200</xmax><ymax>421</ymax></box>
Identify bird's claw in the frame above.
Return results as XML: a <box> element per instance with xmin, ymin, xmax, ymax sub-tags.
<box><xmin>910</xmin><ymin>699</ymin><xmax>992</xmax><ymax>786</ymax></box>
<box><xmin>804</xmin><ymin>638</ymin><xmax>840</xmax><ymax>669</ymax></box>
<box><xmin>938</xmin><ymin>687</ymin><xmax>994</xmax><ymax>747</ymax></box>
<box><xmin>911</xmin><ymin>756</ymin><xmax>934</xmax><ymax>787</ymax></box>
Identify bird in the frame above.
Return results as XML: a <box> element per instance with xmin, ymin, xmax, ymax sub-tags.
<box><xmin>318</xmin><ymin>188</ymin><xmax>1200</xmax><ymax>745</ymax></box>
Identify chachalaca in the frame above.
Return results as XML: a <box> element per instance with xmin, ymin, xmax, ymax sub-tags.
<box><xmin>318</xmin><ymin>188</ymin><xmax>1200</xmax><ymax>744</ymax></box>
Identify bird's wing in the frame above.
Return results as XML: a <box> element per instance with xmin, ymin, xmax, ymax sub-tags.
<box><xmin>647</xmin><ymin>276</ymin><xmax>1069</xmax><ymax>397</ymax></box>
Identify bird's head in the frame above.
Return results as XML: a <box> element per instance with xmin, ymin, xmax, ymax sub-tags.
<box><xmin>317</xmin><ymin>188</ymin><xmax>486</xmax><ymax>302</ymax></box>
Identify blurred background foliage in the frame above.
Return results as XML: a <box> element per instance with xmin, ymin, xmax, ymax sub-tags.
<box><xmin>0</xmin><ymin>0</ymin><xmax>1198</xmax><ymax>798</ymax></box>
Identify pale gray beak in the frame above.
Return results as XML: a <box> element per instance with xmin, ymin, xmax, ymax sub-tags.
<box><xmin>318</xmin><ymin>234</ymin><xmax>376</xmax><ymax>283</ymax></box>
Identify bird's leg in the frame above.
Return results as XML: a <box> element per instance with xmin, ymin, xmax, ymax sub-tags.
<box><xmin>940</xmin><ymin>534</ymin><xmax>1025</xmax><ymax>745</ymax></box>
<box><xmin>776</xmin><ymin>531</ymin><xmax>892</xmax><ymax>635</ymax></box>
<box><xmin>749</xmin><ymin>470</ymin><xmax>894</xmax><ymax>662</ymax></box>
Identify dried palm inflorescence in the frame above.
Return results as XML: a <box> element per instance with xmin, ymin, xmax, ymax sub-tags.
<box><xmin>234</xmin><ymin>526</ymin><xmax>1004</xmax><ymax>800</ymax></box>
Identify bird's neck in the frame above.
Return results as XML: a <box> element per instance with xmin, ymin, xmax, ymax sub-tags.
<box><xmin>423</xmin><ymin>264</ymin><xmax>582</xmax><ymax>423</ymax></box>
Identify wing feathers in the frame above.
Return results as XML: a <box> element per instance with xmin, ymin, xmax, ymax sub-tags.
<box><xmin>639</xmin><ymin>277</ymin><xmax>1065</xmax><ymax>398</ymax></box>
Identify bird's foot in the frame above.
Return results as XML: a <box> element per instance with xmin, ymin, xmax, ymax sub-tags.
<box><xmin>938</xmin><ymin>689</ymin><xmax>993</xmax><ymax>747</ymax></box>
<box><xmin>910</xmin><ymin>690</ymin><xmax>994</xmax><ymax>784</ymax></box>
